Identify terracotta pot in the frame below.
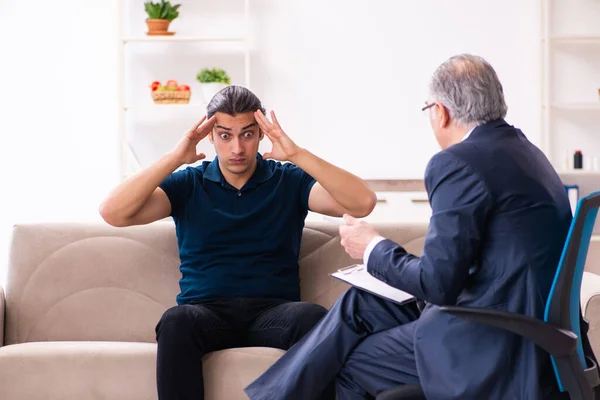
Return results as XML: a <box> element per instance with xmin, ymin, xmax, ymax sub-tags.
<box><xmin>146</xmin><ymin>19</ymin><xmax>171</xmax><ymax>35</ymax></box>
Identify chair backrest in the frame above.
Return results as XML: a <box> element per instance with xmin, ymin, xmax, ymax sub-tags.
<box><xmin>544</xmin><ymin>190</ymin><xmax>600</xmax><ymax>391</ymax></box>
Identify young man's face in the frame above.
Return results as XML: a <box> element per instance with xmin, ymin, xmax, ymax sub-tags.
<box><xmin>209</xmin><ymin>111</ymin><xmax>264</xmax><ymax>176</ymax></box>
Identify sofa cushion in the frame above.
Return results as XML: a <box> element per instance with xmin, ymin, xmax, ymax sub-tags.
<box><xmin>5</xmin><ymin>221</ymin><xmax>428</xmax><ymax>345</ymax></box>
<box><xmin>298</xmin><ymin>222</ymin><xmax>427</xmax><ymax>308</ymax></box>
<box><xmin>0</xmin><ymin>341</ymin><xmax>157</xmax><ymax>400</ymax></box>
<box><xmin>0</xmin><ymin>341</ymin><xmax>283</xmax><ymax>400</ymax></box>
<box><xmin>5</xmin><ymin>222</ymin><xmax>180</xmax><ymax>345</ymax></box>
<box><xmin>203</xmin><ymin>347</ymin><xmax>285</xmax><ymax>400</ymax></box>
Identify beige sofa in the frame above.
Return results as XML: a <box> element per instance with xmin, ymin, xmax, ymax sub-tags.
<box><xmin>0</xmin><ymin>221</ymin><xmax>427</xmax><ymax>400</ymax></box>
<box><xmin>1</xmin><ymin>221</ymin><xmax>599</xmax><ymax>400</ymax></box>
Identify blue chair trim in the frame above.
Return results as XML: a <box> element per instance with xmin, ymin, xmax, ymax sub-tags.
<box><xmin>544</xmin><ymin>190</ymin><xmax>600</xmax><ymax>391</ymax></box>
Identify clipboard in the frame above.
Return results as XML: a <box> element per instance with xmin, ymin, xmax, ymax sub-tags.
<box><xmin>330</xmin><ymin>264</ymin><xmax>415</xmax><ymax>306</ymax></box>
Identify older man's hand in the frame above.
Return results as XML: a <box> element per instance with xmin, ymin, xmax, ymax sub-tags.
<box><xmin>339</xmin><ymin>214</ymin><xmax>380</xmax><ymax>259</ymax></box>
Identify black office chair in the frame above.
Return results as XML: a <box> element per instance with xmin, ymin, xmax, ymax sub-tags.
<box><xmin>377</xmin><ymin>191</ymin><xmax>600</xmax><ymax>400</ymax></box>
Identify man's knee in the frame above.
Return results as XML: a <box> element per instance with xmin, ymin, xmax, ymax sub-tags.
<box><xmin>286</xmin><ymin>302</ymin><xmax>327</xmax><ymax>342</ymax></box>
<box><xmin>155</xmin><ymin>305</ymin><xmax>199</xmax><ymax>341</ymax></box>
<box><xmin>335</xmin><ymin>287</ymin><xmax>375</xmax><ymax>311</ymax></box>
<box><xmin>292</xmin><ymin>302</ymin><xmax>327</xmax><ymax>327</ymax></box>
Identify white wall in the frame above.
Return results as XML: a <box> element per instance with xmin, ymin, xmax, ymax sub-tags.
<box><xmin>248</xmin><ymin>0</ymin><xmax>541</xmax><ymax>179</ymax></box>
<box><xmin>0</xmin><ymin>0</ymin><xmax>120</xmax><ymax>287</ymax></box>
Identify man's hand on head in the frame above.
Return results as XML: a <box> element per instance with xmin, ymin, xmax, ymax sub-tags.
<box><xmin>254</xmin><ymin>110</ymin><xmax>303</xmax><ymax>162</ymax></box>
<box><xmin>339</xmin><ymin>214</ymin><xmax>380</xmax><ymax>259</ymax></box>
<box><xmin>171</xmin><ymin>115</ymin><xmax>217</xmax><ymax>165</ymax></box>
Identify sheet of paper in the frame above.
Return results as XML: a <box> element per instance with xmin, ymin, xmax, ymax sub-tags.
<box><xmin>330</xmin><ymin>264</ymin><xmax>415</xmax><ymax>305</ymax></box>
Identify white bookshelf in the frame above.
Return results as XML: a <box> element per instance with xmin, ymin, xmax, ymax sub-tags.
<box><xmin>541</xmin><ymin>0</ymin><xmax>600</xmax><ymax>235</ymax></box>
<box><xmin>117</xmin><ymin>0</ymin><xmax>251</xmax><ymax>180</ymax></box>
<box><xmin>122</xmin><ymin>103</ymin><xmax>208</xmax><ymax>111</ymax></box>
<box><xmin>559</xmin><ymin>170</ymin><xmax>600</xmax><ymax>176</ymax></box>
<box><xmin>547</xmin><ymin>36</ymin><xmax>600</xmax><ymax>44</ymax></box>
<box><xmin>541</xmin><ymin>0</ymin><xmax>600</xmax><ymax>175</ymax></box>
<box><xmin>122</xmin><ymin>36</ymin><xmax>245</xmax><ymax>43</ymax></box>
<box><xmin>550</xmin><ymin>103</ymin><xmax>600</xmax><ymax>111</ymax></box>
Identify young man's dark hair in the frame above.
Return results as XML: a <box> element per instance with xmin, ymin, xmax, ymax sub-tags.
<box><xmin>206</xmin><ymin>85</ymin><xmax>266</xmax><ymax>119</ymax></box>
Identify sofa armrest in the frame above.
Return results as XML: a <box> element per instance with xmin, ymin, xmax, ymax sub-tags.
<box><xmin>0</xmin><ymin>285</ymin><xmax>4</xmax><ymax>346</ymax></box>
<box><xmin>581</xmin><ymin>271</ymin><xmax>600</xmax><ymax>317</ymax></box>
<box><xmin>581</xmin><ymin>271</ymin><xmax>600</xmax><ymax>359</ymax></box>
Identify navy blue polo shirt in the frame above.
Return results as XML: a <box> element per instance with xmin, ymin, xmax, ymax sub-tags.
<box><xmin>159</xmin><ymin>153</ymin><xmax>316</xmax><ymax>305</ymax></box>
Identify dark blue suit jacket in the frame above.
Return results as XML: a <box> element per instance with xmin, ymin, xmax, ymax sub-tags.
<box><xmin>368</xmin><ymin>119</ymin><xmax>573</xmax><ymax>399</ymax></box>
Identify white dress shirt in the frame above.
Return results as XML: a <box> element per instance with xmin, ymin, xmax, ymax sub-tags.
<box><xmin>461</xmin><ymin>126</ymin><xmax>475</xmax><ymax>142</ymax></box>
<box><xmin>362</xmin><ymin>126</ymin><xmax>475</xmax><ymax>267</ymax></box>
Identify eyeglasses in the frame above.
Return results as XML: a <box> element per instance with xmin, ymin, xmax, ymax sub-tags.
<box><xmin>421</xmin><ymin>102</ymin><xmax>436</xmax><ymax>112</ymax></box>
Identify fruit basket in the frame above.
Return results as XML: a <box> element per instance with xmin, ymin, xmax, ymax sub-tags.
<box><xmin>149</xmin><ymin>80</ymin><xmax>191</xmax><ymax>104</ymax></box>
<box><xmin>151</xmin><ymin>90</ymin><xmax>191</xmax><ymax>104</ymax></box>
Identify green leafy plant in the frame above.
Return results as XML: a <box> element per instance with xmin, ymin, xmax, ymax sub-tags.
<box><xmin>196</xmin><ymin>68</ymin><xmax>231</xmax><ymax>84</ymax></box>
<box><xmin>144</xmin><ymin>0</ymin><xmax>181</xmax><ymax>21</ymax></box>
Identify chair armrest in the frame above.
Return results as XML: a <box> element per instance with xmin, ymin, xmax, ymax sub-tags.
<box><xmin>439</xmin><ymin>306</ymin><xmax>578</xmax><ymax>357</ymax></box>
<box><xmin>0</xmin><ymin>285</ymin><xmax>4</xmax><ymax>347</ymax></box>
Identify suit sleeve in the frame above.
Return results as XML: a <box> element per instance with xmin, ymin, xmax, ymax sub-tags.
<box><xmin>367</xmin><ymin>151</ymin><xmax>493</xmax><ymax>305</ymax></box>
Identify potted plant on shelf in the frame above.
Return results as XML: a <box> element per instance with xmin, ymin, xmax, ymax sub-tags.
<box><xmin>196</xmin><ymin>67</ymin><xmax>231</xmax><ymax>102</ymax></box>
<box><xmin>149</xmin><ymin>80</ymin><xmax>191</xmax><ymax>104</ymax></box>
<box><xmin>144</xmin><ymin>0</ymin><xmax>181</xmax><ymax>36</ymax></box>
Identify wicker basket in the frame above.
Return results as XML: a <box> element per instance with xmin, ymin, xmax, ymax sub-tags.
<box><xmin>151</xmin><ymin>90</ymin><xmax>191</xmax><ymax>104</ymax></box>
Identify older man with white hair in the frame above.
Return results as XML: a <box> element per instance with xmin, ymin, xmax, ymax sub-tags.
<box><xmin>244</xmin><ymin>54</ymin><xmax>596</xmax><ymax>400</ymax></box>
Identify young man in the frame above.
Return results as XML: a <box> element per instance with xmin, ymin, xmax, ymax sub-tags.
<box><xmin>99</xmin><ymin>85</ymin><xmax>376</xmax><ymax>400</ymax></box>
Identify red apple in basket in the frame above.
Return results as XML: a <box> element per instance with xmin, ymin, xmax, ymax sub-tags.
<box><xmin>177</xmin><ymin>85</ymin><xmax>190</xmax><ymax>91</ymax></box>
<box><xmin>149</xmin><ymin>81</ymin><xmax>161</xmax><ymax>91</ymax></box>
<box><xmin>166</xmin><ymin>80</ymin><xmax>178</xmax><ymax>89</ymax></box>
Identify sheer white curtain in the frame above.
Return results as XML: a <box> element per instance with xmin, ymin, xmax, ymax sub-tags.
<box><xmin>0</xmin><ymin>0</ymin><xmax>120</xmax><ymax>287</ymax></box>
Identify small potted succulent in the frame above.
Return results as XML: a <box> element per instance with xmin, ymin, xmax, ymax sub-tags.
<box><xmin>196</xmin><ymin>67</ymin><xmax>231</xmax><ymax>102</ymax></box>
<box><xmin>144</xmin><ymin>0</ymin><xmax>181</xmax><ymax>36</ymax></box>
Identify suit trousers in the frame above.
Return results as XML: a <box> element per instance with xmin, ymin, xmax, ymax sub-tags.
<box><xmin>244</xmin><ymin>288</ymin><xmax>422</xmax><ymax>400</ymax></box>
<box><xmin>155</xmin><ymin>297</ymin><xmax>327</xmax><ymax>400</ymax></box>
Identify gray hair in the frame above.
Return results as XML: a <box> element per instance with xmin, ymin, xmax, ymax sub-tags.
<box><xmin>429</xmin><ymin>54</ymin><xmax>508</xmax><ymax>128</ymax></box>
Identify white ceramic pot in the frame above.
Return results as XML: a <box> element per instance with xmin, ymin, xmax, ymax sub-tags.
<box><xmin>201</xmin><ymin>83</ymin><xmax>228</xmax><ymax>103</ymax></box>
